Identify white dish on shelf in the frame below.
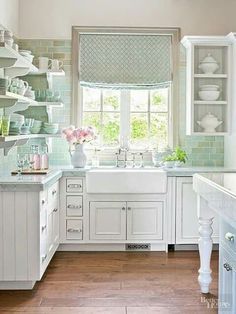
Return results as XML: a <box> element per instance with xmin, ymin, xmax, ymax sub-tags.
<box><xmin>199</xmin><ymin>84</ymin><xmax>219</xmax><ymax>91</ymax></box>
<box><xmin>198</xmin><ymin>90</ymin><xmax>220</xmax><ymax>101</ymax></box>
<box><xmin>197</xmin><ymin>112</ymin><xmax>223</xmax><ymax>133</ymax></box>
<box><xmin>198</xmin><ymin>53</ymin><xmax>219</xmax><ymax>74</ymax></box>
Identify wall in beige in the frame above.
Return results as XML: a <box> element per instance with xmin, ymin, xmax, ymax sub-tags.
<box><xmin>19</xmin><ymin>0</ymin><xmax>236</xmax><ymax>39</ymax></box>
<box><xmin>0</xmin><ymin>0</ymin><xmax>19</xmax><ymax>35</ymax></box>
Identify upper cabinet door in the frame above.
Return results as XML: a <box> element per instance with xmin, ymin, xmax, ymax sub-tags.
<box><xmin>90</xmin><ymin>201</ymin><xmax>126</xmax><ymax>240</ymax></box>
<box><xmin>126</xmin><ymin>201</ymin><xmax>163</xmax><ymax>240</ymax></box>
<box><xmin>181</xmin><ymin>36</ymin><xmax>232</xmax><ymax>136</ymax></box>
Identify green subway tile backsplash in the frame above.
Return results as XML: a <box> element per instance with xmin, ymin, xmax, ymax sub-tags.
<box><xmin>15</xmin><ymin>39</ymin><xmax>224</xmax><ymax>167</ymax></box>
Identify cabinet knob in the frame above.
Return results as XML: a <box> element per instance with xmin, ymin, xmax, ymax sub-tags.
<box><xmin>52</xmin><ymin>189</ymin><xmax>57</xmax><ymax>195</ymax></box>
<box><xmin>223</xmin><ymin>263</ymin><xmax>232</xmax><ymax>271</ymax></box>
<box><xmin>42</xmin><ymin>199</ymin><xmax>45</xmax><ymax>205</ymax></box>
<box><xmin>127</xmin><ymin>207</ymin><xmax>131</xmax><ymax>211</ymax></box>
<box><xmin>53</xmin><ymin>208</ymin><xmax>58</xmax><ymax>212</ymax></box>
<box><xmin>225</xmin><ymin>232</ymin><xmax>235</xmax><ymax>242</ymax></box>
<box><xmin>67</xmin><ymin>228</ymin><xmax>82</xmax><ymax>233</ymax></box>
<box><xmin>41</xmin><ymin>225</ymin><xmax>47</xmax><ymax>232</ymax></box>
<box><xmin>42</xmin><ymin>254</ymin><xmax>47</xmax><ymax>263</ymax></box>
<box><xmin>122</xmin><ymin>207</ymin><xmax>126</xmax><ymax>211</ymax></box>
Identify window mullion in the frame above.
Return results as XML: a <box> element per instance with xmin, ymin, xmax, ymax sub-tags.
<box><xmin>120</xmin><ymin>90</ymin><xmax>130</xmax><ymax>148</ymax></box>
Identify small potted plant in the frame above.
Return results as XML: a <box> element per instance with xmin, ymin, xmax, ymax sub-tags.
<box><xmin>162</xmin><ymin>146</ymin><xmax>187</xmax><ymax>168</ymax></box>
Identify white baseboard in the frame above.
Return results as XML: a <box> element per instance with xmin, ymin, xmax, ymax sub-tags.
<box><xmin>0</xmin><ymin>281</ymin><xmax>36</xmax><ymax>290</ymax></box>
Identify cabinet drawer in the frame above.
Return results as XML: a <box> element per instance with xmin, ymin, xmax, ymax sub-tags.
<box><xmin>66</xmin><ymin>179</ymin><xmax>83</xmax><ymax>193</ymax></box>
<box><xmin>66</xmin><ymin>195</ymin><xmax>83</xmax><ymax>216</ymax></box>
<box><xmin>220</xmin><ymin>220</ymin><xmax>236</xmax><ymax>253</ymax></box>
<box><xmin>66</xmin><ymin>220</ymin><xmax>83</xmax><ymax>240</ymax></box>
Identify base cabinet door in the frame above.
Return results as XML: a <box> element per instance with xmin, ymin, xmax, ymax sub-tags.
<box><xmin>219</xmin><ymin>246</ymin><xmax>236</xmax><ymax>314</ymax></box>
<box><xmin>176</xmin><ymin>177</ymin><xmax>219</xmax><ymax>244</ymax></box>
<box><xmin>127</xmin><ymin>202</ymin><xmax>163</xmax><ymax>240</ymax></box>
<box><xmin>90</xmin><ymin>202</ymin><xmax>126</xmax><ymax>240</ymax></box>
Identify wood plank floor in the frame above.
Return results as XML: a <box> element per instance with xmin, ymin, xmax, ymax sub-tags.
<box><xmin>0</xmin><ymin>251</ymin><xmax>218</xmax><ymax>314</ymax></box>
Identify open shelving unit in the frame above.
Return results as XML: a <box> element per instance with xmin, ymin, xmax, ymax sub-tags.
<box><xmin>0</xmin><ymin>37</ymin><xmax>65</xmax><ymax>154</ymax></box>
<box><xmin>181</xmin><ymin>36</ymin><xmax>232</xmax><ymax>136</ymax></box>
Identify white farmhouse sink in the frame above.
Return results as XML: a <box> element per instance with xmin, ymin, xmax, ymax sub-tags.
<box><xmin>86</xmin><ymin>168</ymin><xmax>167</xmax><ymax>194</ymax></box>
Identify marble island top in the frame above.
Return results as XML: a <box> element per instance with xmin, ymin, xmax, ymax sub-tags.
<box><xmin>193</xmin><ymin>172</ymin><xmax>236</xmax><ymax>228</ymax></box>
<box><xmin>0</xmin><ymin>166</ymin><xmax>236</xmax><ymax>191</ymax></box>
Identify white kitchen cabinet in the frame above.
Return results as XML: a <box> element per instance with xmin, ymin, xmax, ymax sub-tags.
<box><xmin>90</xmin><ymin>201</ymin><xmax>164</xmax><ymax>241</ymax></box>
<box><xmin>176</xmin><ymin>177</ymin><xmax>219</xmax><ymax>244</ymax></box>
<box><xmin>90</xmin><ymin>201</ymin><xmax>126</xmax><ymax>240</ymax></box>
<box><xmin>219</xmin><ymin>245</ymin><xmax>236</xmax><ymax>313</ymax></box>
<box><xmin>181</xmin><ymin>36</ymin><xmax>232</xmax><ymax>136</ymax></box>
<box><xmin>127</xmin><ymin>202</ymin><xmax>163</xmax><ymax>240</ymax></box>
<box><xmin>0</xmin><ymin>180</ymin><xmax>60</xmax><ymax>290</ymax></box>
<box><xmin>60</xmin><ymin>177</ymin><xmax>85</xmax><ymax>243</ymax></box>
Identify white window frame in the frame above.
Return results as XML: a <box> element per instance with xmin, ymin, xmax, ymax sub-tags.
<box><xmin>72</xmin><ymin>26</ymin><xmax>180</xmax><ymax>149</ymax></box>
<box><xmin>81</xmin><ymin>87</ymin><xmax>171</xmax><ymax>150</ymax></box>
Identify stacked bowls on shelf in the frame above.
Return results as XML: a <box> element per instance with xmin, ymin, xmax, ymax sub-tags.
<box><xmin>42</xmin><ymin>122</ymin><xmax>59</xmax><ymax>134</ymax></box>
<box><xmin>30</xmin><ymin>120</ymin><xmax>42</xmax><ymax>134</ymax></box>
<box><xmin>4</xmin><ymin>30</ymin><xmax>14</xmax><ymax>47</ymax></box>
<box><xmin>19</xmin><ymin>50</ymin><xmax>34</xmax><ymax>63</ymax></box>
<box><xmin>198</xmin><ymin>85</ymin><xmax>220</xmax><ymax>101</ymax></box>
<box><xmin>9</xmin><ymin>121</ymin><xmax>20</xmax><ymax>135</ymax></box>
<box><xmin>9</xmin><ymin>114</ymin><xmax>25</xmax><ymax>135</ymax></box>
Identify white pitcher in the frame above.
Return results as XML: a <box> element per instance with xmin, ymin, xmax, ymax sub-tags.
<box><xmin>38</xmin><ymin>57</ymin><xmax>52</xmax><ymax>72</ymax></box>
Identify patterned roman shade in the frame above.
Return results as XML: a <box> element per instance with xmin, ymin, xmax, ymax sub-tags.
<box><xmin>79</xmin><ymin>34</ymin><xmax>172</xmax><ymax>89</ymax></box>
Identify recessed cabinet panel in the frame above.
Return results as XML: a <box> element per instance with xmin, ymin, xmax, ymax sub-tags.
<box><xmin>66</xmin><ymin>220</ymin><xmax>83</xmax><ymax>240</ymax></box>
<box><xmin>176</xmin><ymin>177</ymin><xmax>219</xmax><ymax>244</ymax></box>
<box><xmin>66</xmin><ymin>195</ymin><xmax>83</xmax><ymax>217</ymax></box>
<box><xmin>66</xmin><ymin>179</ymin><xmax>83</xmax><ymax>193</ymax></box>
<box><xmin>90</xmin><ymin>202</ymin><xmax>126</xmax><ymax>240</ymax></box>
<box><xmin>127</xmin><ymin>202</ymin><xmax>163</xmax><ymax>240</ymax></box>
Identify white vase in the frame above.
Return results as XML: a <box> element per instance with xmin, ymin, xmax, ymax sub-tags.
<box><xmin>70</xmin><ymin>144</ymin><xmax>87</xmax><ymax>168</ymax></box>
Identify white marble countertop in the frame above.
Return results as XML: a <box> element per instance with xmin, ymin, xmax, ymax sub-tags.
<box><xmin>193</xmin><ymin>172</ymin><xmax>236</xmax><ymax>227</ymax></box>
<box><xmin>0</xmin><ymin>166</ymin><xmax>236</xmax><ymax>191</ymax></box>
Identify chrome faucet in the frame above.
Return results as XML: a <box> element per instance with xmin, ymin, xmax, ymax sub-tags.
<box><xmin>115</xmin><ymin>148</ymin><xmax>138</xmax><ymax>168</ymax></box>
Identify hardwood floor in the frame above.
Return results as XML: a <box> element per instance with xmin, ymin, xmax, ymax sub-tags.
<box><xmin>0</xmin><ymin>251</ymin><xmax>218</xmax><ymax>314</ymax></box>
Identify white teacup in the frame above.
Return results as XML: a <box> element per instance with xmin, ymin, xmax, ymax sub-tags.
<box><xmin>50</xmin><ymin>59</ymin><xmax>63</xmax><ymax>71</ymax></box>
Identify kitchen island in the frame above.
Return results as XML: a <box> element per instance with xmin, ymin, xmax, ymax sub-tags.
<box><xmin>193</xmin><ymin>173</ymin><xmax>236</xmax><ymax>313</ymax></box>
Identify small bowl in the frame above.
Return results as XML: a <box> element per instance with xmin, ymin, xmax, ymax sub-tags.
<box><xmin>163</xmin><ymin>161</ymin><xmax>176</xmax><ymax>168</ymax></box>
<box><xmin>200</xmin><ymin>85</ymin><xmax>219</xmax><ymax>91</ymax></box>
<box><xmin>198</xmin><ymin>90</ymin><xmax>220</xmax><ymax>101</ymax></box>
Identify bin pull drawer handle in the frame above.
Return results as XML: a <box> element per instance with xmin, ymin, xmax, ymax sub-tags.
<box><xmin>67</xmin><ymin>204</ymin><xmax>82</xmax><ymax>209</ymax></box>
<box><xmin>225</xmin><ymin>232</ymin><xmax>235</xmax><ymax>242</ymax></box>
<box><xmin>67</xmin><ymin>184</ymin><xmax>82</xmax><ymax>189</ymax></box>
<box><xmin>223</xmin><ymin>263</ymin><xmax>232</xmax><ymax>271</ymax></box>
<box><xmin>67</xmin><ymin>228</ymin><xmax>82</xmax><ymax>233</ymax></box>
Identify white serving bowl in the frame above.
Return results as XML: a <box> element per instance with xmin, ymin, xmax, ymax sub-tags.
<box><xmin>200</xmin><ymin>85</ymin><xmax>219</xmax><ymax>91</ymax></box>
<box><xmin>198</xmin><ymin>90</ymin><xmax>220</xmax><ymax>101</ymax></box>
<box><xmin>198</xmin><ymin>62</ymin><xmax>219</xmax><ymax>74</ymax></box>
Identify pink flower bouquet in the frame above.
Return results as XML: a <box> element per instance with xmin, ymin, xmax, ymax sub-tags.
<box><xmin>62</xmin><ymin>126</ymin><xmax>96</xmax><ymax>145</ymax></box>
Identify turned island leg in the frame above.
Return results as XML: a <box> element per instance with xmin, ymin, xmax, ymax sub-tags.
<box><xmin>198</xmin><ymin>217</ymin><xmax>213</xmax><ymax>294</ymax></box>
